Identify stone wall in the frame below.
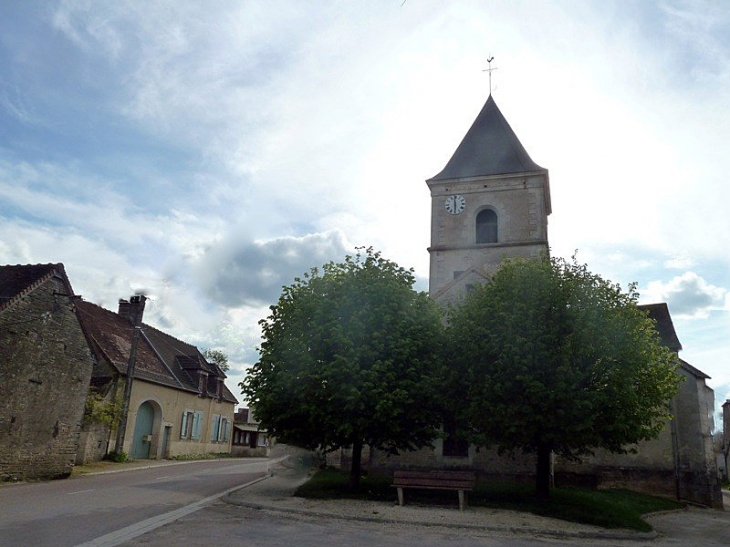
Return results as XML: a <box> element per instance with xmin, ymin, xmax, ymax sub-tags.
<box><xmin>76</xmin><ymin>422</ymin><xmax>111</xmax><ymax>465</ymax></box>
<box><xmin>336</xmin><ymin>439</ymin><xmax>537</xmax><ymax>484</ymax></box>
<box><xmin>554</xmin><ymin>366</ymin><xmax>723</xmax><ymax>508</ymax></box>
<box><xmin>0</xmin><ymin>278</ymin><xmax>93</xmax><ymax>481</ymax></box>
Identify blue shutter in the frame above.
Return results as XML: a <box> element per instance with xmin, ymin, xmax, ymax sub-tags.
<box><xmin>224</xmin><ymin>419</ymin><xmax>231</xmax><ymax>442</ymax></box>
<box><xmin>191</xmin><ymin>412</ymin><xmax>202</xmax><ymax>440</ymax></box>
<box><xmin>211</xmin><ymin>415</ymin><xmax>220</xmax><ymax>442</ymax></box>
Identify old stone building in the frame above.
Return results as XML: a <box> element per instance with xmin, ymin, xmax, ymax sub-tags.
<box><xmin>363</xmin><ymin>93</ymin><xmax>721</xmax><ymax>507</ymax></box>
<box><xmin>0</xmin><ymin>264</ymin><xmax>93</xmax><ymax>481</ymax></box>
<box><xmin>74</xmin><ymin>296</ymin><xmax>238</xmax><ymax>462</ymax></box>
<box><xmin>555</xmin><ymin>303</ymin><xmax>721</xmax><ymax>507</ymax></box>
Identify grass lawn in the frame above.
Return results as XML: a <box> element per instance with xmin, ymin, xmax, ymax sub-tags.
<box><xmin>295</xmin><ymin>468</ymin><xmax>684</xmax><ymax>532</ymax></box>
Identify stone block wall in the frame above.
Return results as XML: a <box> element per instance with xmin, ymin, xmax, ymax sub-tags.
<box><xmin>0</xmin><ymin>278</ymin><xmax>93</xmax><ymax>481</ymax></box>
<box><xmin>76</xmin><ymin>422</ymin><xmax>111</xmax><ymax>465</ymax></box>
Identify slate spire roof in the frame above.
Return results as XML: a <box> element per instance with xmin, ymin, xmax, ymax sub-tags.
<box><xmin>430</xmin><ymin>94</ymin><xmax>545</xmax><ymax>181</ymax></box>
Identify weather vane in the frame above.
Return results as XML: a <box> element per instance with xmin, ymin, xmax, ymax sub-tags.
<box><xmin>483</xmin><ymin>56</ymin><xmax>497</xmax><ymax>95</ymax></box>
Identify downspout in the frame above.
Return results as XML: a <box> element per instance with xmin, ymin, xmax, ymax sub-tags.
<box><xmin>114</xmin><ymin>323</ymin><xmax>142</xmax><ymax>454</ymax></box>
<box><xmin>670</xmin><ymin>398</ymin><xmax>681</xmax><ymax>501</ymax></box>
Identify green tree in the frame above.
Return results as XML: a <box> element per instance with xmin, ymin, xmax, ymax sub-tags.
<box><xmin>203</xmin><ymin>348</ymin><xmax>229</xmax><ymax>372</ymax></box>
<box><xmin>448</xmin><ymin>256</ymin><xmax>681</xmax><ymax>500</ymax></box>
<box><xmin>241</xmin><ymin>248</ymin><xmax>445</xmax><ymax>488</ymax></box>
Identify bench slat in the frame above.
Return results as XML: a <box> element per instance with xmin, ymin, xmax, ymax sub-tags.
<box><xmin>392</xmin><ymin>470</ymin><xmax>476</xmax><ymax>511</ymax></box>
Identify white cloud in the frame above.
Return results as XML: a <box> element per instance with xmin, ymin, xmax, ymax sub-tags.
<box><xmin>2</xmin><ymin>0</ymin><xmax>729</xmax><ymax>407</ymax></box>
<box><xmin>642</xmin><ymin>272</ymin><xmax>728</xmax><ymax>318</ymax></box>
<box><xmin>195</xmin><ymin>230</ymin><xmax>353</xmax><ymax>308</ymax></box>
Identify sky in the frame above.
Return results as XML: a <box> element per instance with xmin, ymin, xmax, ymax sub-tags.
<box><xmin>1</xmin><ymin>1</ymin><xmax>728</xmax><ymax>419</ymax></box>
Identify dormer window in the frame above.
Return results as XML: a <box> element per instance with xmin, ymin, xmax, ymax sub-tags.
<box><xmin>476</xmin><ymin>209</ymin><xmax>498</xmax><ymax>244</ymax></box>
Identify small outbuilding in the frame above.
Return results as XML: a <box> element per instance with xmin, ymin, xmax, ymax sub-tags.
<box><xmin>0</xmin><ymin>264</ymin><xmax>93</xmax><ymax>481</ymax></box>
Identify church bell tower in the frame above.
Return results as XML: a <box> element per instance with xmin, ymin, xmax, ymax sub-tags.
<box><xmin>427</xmin><ymin>95</ymin><xmax>551</xmax><ymax>304</ymax></box>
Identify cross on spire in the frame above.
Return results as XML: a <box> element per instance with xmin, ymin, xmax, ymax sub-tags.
<box><xmin>483</xmin><ymin>56</ymin><xmax>497</xmax><ymax>95</ymax></box>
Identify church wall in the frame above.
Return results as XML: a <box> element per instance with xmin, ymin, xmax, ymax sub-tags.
<box><xmin>554</xmin><ymin>366</ymin><xmax>722</xmax><ymax>507</ymax></box>
<box><xmin>368</xmin><ymin>439</ymin><xmax>537</xmax><ymax>483</ymax></box>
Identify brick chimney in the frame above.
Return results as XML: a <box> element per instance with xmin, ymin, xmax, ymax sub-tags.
<box><xmin>118</xmin><ymin>295</ymin><xmax>147</xmax><ymax>326</ymax></box>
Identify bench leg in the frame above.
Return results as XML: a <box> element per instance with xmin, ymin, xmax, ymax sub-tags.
<box><xmin>458</xmin><ymin>490</ymin><xmax>467</xmax><ymax>511</ymax></box>
<box><xmin>397</xmin><ymin>487</ymin><xmax>405</xmax><ymax>506</ymax></box>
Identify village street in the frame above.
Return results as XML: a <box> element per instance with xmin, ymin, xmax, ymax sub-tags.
<box><xmin>2</xmin><ymin>458</ymin><xmax>729</xmax><ymax>547</ymax></box>
<box><xmin>126</xmin><ymin>460</ymin><xmax>730</xmax><ymax>547</ymax></box>
<box><xmin>0</xmin><ymin>458</ymin><xmax>270</xmax><ymax>547</ymax></box>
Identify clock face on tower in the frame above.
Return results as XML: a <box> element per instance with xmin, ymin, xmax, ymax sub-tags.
<box><xmin>445</xmin><ymin>194</ymin><xmax>466</xmax><ymax>215</ymax></box>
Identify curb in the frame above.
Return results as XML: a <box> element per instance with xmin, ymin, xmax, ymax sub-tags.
<box><xmin>223</xmin><ymin>474</ymin><xmax>656</xmax><ymax>542</ymax></box>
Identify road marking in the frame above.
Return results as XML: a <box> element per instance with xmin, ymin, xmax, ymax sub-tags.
<box><xmin>68</xmin><ymin>489</ymin><xmax>95</xmax><ymax>495</ymax></box>
<box><xmin>154</xmin><ymin>475</ymin><xmax>171</xmax><ymax>480</ymax></box>
<box><xmin>74</xmin><ymin>474</ymin><xmax>269</xmax><ymax>547</ymax></box>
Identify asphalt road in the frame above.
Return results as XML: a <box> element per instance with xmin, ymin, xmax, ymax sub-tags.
<box><xmin>0</xmin><ymin>459</ymin><xmax>270</xmax><ymax>547</ymax></box>
<box><xmin>128</xmin><ymin>500</ymin><xmax>730</xmax><ymax>547</ymax></box>
<box><xmin>128</xmin><ymin>502</ymin><xmax>576</xmax><ymax>547</ymax></box>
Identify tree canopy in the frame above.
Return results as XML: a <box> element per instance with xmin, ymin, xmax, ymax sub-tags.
<box><xmin>203</xmin><ymin>348</ymin><xmax>229</xmax><ymax>372</ymax></box>
<box><xmin>447</xmin><ymin>256</ymin><xmax>681</xmax><ymax>499</ymax></box>
<box><xmin>241</xmin><ymin>248</ymin><xmax>445</xmax><ymax>487</ymax></box>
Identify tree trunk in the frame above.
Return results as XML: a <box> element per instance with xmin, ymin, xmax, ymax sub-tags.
<box><xmin>349</xmin><ymin>438</ymin><xmax>363</xmax><ymax>489</ymax></box>
<box><xmin>536</xmin><ymin>442</ymin><xmax>552</xmax><ymax>501</ymax></box>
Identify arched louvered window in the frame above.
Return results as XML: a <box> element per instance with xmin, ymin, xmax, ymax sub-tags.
<box><xmin>476</xmin><ymin>209</ymin><xmax>498</xmax><ymax>244</ymax></box>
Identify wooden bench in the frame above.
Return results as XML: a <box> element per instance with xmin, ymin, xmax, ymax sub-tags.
<box><xmin>392</xmin><ymin>470</ymin><xmax>476</xmax><ymax>511</ymax></box>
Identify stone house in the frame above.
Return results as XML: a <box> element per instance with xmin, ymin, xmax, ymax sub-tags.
<box><xmin>0</xmin><ymin>264</ymin><xmax>93</xmax><ymax>481</ymax></box>
<box><xmin>74</xmin><ymin>295</ymin><xmax>238</xmax><ymax>462</ymax></box>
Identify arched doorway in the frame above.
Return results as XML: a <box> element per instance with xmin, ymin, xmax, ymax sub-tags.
<box><xmin>130</xmin><ymin>401</ymin><xmax>155</xmax><ymax>459</ymax></box>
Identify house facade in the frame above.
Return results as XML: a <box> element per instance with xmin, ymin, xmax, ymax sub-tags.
<box><xmin>0</xmin><ymin>264</ymin><xmax>94</xmax><ymax>481</ymax></box>
<box><xmin>75</xmin><ymin>295</ymin><xmax>238</xmax><ymax>462</ymax></box>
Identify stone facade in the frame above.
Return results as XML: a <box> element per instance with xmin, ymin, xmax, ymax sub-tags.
<box><xmin>0</xmin><ymin>264</ymin><xmax>93</xmax><ymax>481</ymax></box>
<box><xmin>427</xmin><ymin>171</ymin><xmax>550</xmax><ymax>303</ymax></box>
<box><xmin>555</xmin><ymin>360</ymin><xmax>722</xmax><ymax>507</ymax></box>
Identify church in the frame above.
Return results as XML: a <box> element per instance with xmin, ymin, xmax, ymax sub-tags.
<box><xmin>341</xmin><ymin>92</ymin><xmax>722</xmax><ymax>508</ymax></box>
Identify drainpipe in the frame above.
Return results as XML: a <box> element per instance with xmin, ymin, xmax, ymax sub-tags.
<box><xmin>114</xmin><ymin>326</ymin><xmax>141</xmax><ymax>453</ymax></box>
<box><xmin>114</xmin><ymin>295</ymin><xmax>146</xmax><ymax>454</ymax></box>
<box><xmin>670</xmin><ymin>398</ymin><xmax>681</xmax><ymax>501</ymax></box>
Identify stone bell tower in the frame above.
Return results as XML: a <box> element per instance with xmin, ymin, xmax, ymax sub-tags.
<box><xmin>426</xmin><ymin>94</ymin><xmax>551</xmax><ymax>304</ymax></box>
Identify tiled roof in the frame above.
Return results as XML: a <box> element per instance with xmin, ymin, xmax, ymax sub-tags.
<box><xmin>75</xmin><ymin>299</ymin><xmax>238</xmax><ymax>403</ymax></box>
<box><xmin>0</xmin><ymin>263</ymin><xmax>74</xmax><ymax>312</ymax></box>
<box><xmin>638</xmin><ymin>303</ymin><xmax>682</xmax><ymax>352</ymax></box>
<box><xmin>430</xmin><ymin>95</ymin><xmax>545</xmax><ymax>181</ymax></box>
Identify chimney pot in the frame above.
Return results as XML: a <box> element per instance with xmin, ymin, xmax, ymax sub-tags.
<box><xmin>118</xmin><ymin>295</ymin><xmax>147</xmax><ymax>325</ymax></box>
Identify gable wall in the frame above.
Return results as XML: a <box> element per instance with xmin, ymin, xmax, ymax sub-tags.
<box><xmin>0</xmin><ymin>278</ymin><xmax>93</xmax><ymax>481</ymax></box>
